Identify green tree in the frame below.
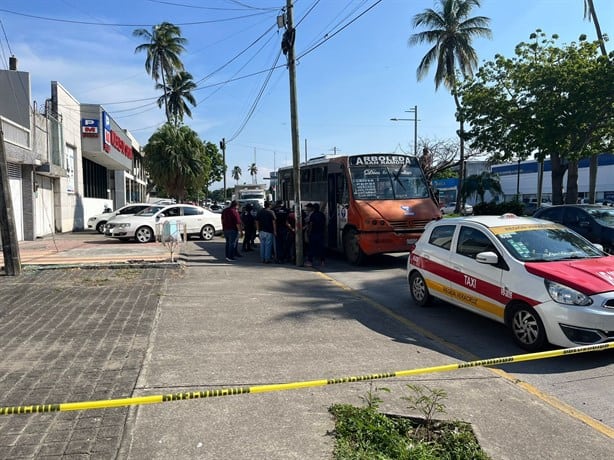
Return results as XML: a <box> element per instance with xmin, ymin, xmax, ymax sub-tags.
<box><xmin>185</xmin><ymin>141</ymin><xmax>224</xmax><ymax>202</ymax></box>
<box><xmin>409</xmin><ymin>0</ymin><xmax>491</xmax><ymax>213</ymax></box>
<box><xmin>248</xmin><ymin>163</ymin><xmax>258</xmax><ymax>184</ymax></box>
<box><xmin>231</xmin><ymin>166</ymin><xmax>242</xmax><ymax>184</ymax></box>
<box><xmin>143</xmin><ymin>124</ymin><xmax>208</xmax><ymax>202</ymax></box>
<box><xmin>583</xmin><ymin>0</ymin><xmax>608</xmax><ymax>203</ymax></box>
<box><xmin>461</xmin><ymin>171</ymin><xmax>502</xmax><ymax>204</ymax></box>
<box><xmin>156</xmin><ymin>71</ymin><xmax>197</xmax><ymax>127</ymax></box>
<box><xmin>459</xmin><ymin>31</ymin><xmax>614</xmax><ymax>204</ymax></box>
<box><xmin>134</xmin><ymin>22</ymin><xmax>187</xmax><ymax>122</ymax></box>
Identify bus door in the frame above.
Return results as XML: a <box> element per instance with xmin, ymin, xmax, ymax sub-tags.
<box><xmin>328</xmin><ymin>164</ymin><xmax>347</xmax><ymax>249</ymax></box>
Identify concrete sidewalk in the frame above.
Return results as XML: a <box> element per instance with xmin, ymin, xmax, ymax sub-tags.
<box><xmin>0</xmin><ymin>233</ymin><xmax>612</xmax><ymax>459</ymax></box>
<box><xmin>122</xmin><ymin>240</ymin><xmax>612</xmax><ymax>459</ymax></box>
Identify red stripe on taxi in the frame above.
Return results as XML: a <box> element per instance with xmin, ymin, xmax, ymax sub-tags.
<box><xmin>410</xmin><ymin>253</ymin><xmax>539</xmax><ymax>307</ymax></box>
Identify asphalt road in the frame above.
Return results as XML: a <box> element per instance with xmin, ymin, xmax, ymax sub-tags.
<box><xmin>318</xmin><ymin>250</ymin><xmax>614</xmax><ymax>430</ymax></box>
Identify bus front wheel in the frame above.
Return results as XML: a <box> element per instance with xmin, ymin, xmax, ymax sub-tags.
<box><xmin>343</xmin><ymin>229</ymin><xmax>365</xmax><ymax>265</ymax></box>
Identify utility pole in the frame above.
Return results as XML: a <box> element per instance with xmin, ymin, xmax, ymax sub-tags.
<box><xmin>283</xmin><ymin>0</ymin><xmax>303</xmax><ymax>266</ymax></box>
<box><xmin>220</xmin><ymin>138</ymin><xmax>227</xmax><ymax>200</ymax></box>
<box><xmin>0</xmin><ymin>128</ymin><xmax>21</xmax><ymax>275</ymax></box>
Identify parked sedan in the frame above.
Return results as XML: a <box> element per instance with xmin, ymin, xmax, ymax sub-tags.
<box><xmin>407</xmin><ymin>213</ymin><xmax>614</xmax><ymax>351</ymax></box>
<box><xmin>440</xmin><ymin>202</ymin><xmax>473</xmax><ymax>215</ymax></box>
<box><xmin>87</xmin><ymin>203</ymin><xmax>151</xmax><ymax>233</ymax></box>
<box><xmin>104</xmin><ymin>204</ymin><xmax>222</xmax><ymax>243</ymax></box>
<box><xmin>533</xmin><ymin>204</ymin><xmax>614</xmax><ymax>253</ymax></box>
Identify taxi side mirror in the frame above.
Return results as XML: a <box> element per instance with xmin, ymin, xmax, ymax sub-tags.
<box><xmin>476</xmin><ymin>251</ymin><xmax>498</xmax><ymax>265</ymax></box>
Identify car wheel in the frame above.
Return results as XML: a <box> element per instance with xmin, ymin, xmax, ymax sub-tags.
<box><xmin>200</xmin><ymin>224</ymin><xmax>215</xmax><ymax>241</ymax></box>
<box><xmin>135</xmin><ymin>226</ymin><xmax>154</xmax><ymax>243</ymax></box>
<box><xmin>95</xmin><ymin>221</ymin><xmax>107</xmax><ymax>233</ymax></box>
<box><xmin>506</xmin><ymin>303</ymin><xmax>547</xmax><ymax>351</ymax></box>
<box><xmin>343</xmin><ymin>228</ymin><xmax>365</xmax><ymax>265</ymax></box>
<box><xmin>409</xmin><ymin>271</ymin><xmax>431</xmax><ymax>307</ymax></box>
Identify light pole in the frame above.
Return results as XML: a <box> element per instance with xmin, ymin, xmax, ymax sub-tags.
<box><xmin>390</xmin><ymin>105</ymin><xmax>419</xmax><ymax>156</ymax></box>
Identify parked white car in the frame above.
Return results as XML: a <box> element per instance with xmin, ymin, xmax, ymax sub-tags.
<box><xmin>87</xmin><ymin>203</ymin><xmax>152</xmax><ymax>233</ymax></box>
<box><xmin>104</xmin><ymin>204</ymin><xmax>222</xmax><ymax>243</ymax></box>
<box><xmin>440</xmin><ymin>202</ymin><xmax>473</xmax><ymax>215</ymax></box>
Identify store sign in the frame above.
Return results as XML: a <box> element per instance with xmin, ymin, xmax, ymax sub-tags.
<box><xmin>102</xmin><ymin>111</ymin><xmax>133</xmax><ymax>160</ymax></box>
<box><xmin>81</xmin><ymin>119</ymin><xmax>99</xmax><ymax>137</ymax></box>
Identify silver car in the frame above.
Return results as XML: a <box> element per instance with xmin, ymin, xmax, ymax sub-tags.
<box><xmin>104</xmin><ymin>204</ymin><xmax>222</xmax><ymax>243</ymax></box>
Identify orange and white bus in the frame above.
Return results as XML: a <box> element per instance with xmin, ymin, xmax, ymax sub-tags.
<box><xmin>277</xmin><ymin>153</ymin><xmax>441</xmax><ymax>264</ymax></box>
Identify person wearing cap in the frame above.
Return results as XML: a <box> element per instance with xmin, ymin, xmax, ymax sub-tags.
<box><xmin>256</xmin><ymin>200</ymin><xmax>276</xmax><ymax>263</ymax></box>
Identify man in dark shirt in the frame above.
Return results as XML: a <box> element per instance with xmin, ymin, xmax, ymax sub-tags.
<box><xmin>256</xmin><ymin>201</ymin><xmax>276</xmax><ymax>263</ymax></box>
<box><xmin>273</xmin><ymin>200</ymin><xmax>290</xmax><ymax>263</ymax></box>
<box><xmin>307</xmin><ymin>202</ymin><xmax>326</xmax><ymax>267</ymax></box>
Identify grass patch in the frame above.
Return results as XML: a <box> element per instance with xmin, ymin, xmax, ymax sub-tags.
<box><xmin>329</xmin><ymin>384</ymin><xmax>489</xmax><ymax>460</ymax></box>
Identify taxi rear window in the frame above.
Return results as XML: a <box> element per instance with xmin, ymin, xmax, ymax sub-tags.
<box><xmin>428</xmin><ymin>225</ymin><xmax>455</xmax><ymax>250</ymax></box>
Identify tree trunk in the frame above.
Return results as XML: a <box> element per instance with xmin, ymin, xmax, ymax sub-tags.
<box><xmin>550</xmin><ymin>153</ymin><xmax>567</xmax><ymax>205</ymax></box>
<box><xmin>588</xmin><ymin>155</ymin><xmax>598</xmax><ymax>203</ymax></box>
<box><xmin>453</xmin><ymin>90</ymin><xmax>464</xmax><ymax>214</ymax></box>
<box><xmin>565</xmin><ymin>160</ymin><xmax>579</xmax><ymax>204</ymax></box>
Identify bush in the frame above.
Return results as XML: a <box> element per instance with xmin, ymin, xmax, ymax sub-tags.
<box><xmin>473</xmin><ymin>200</ymin><xmax>524</xmax><ymax>216</ymax></box>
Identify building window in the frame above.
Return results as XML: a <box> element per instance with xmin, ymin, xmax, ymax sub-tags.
<box><xmin>82</xmin><ymin>157</ymin><xmax>108</xmax><ymax>198</ymax></box>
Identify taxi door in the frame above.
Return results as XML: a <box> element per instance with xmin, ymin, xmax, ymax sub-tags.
<box><xmin>447</xmin><ymin>225</ymin><xmax>508</xmax><ymax>322</ymax></box>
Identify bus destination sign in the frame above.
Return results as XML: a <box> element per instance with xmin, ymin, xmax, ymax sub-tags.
<box><xmin>350</xmin><ymin>155</ymin><xmax>414</xmax><ymax>166</ymax></box>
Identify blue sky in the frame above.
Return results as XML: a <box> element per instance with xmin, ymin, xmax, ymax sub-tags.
<box><xmin>1</xmin><ymin>0</ymin><xmax>612</xmax><ymax>189</ymax></box>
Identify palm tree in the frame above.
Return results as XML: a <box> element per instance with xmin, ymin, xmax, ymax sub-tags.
<box><xmin>409</xmin><ymin>0</ymin><xmax>491</xmax><ymax>214</ymax></box>
<box><xmin>134</xmin><ymin>22</ymin><xmax>187</xmax><ymax>122</ymax></box>
<box><xmin>156</xmin><ymin>71</ymin><xmax>197</xmax><ymax>126</ymax></box>
<box><xmin>143</xmin><ymin>124</ymin><xmax>207</xmax><ymax>201</ymax></box>
<box><xmin>248</xmin><ymin>163</ymin><xmax>258</xmax><ymax>184</ymax></box>
<box><xmin>583</xmin><ymin>0</ymin><xmax>607</xmax><ymax>204</ymax></box>
<box><xmin>461</xmin><ymin>171</ymin><xmax>502</xmax><ymax>204</ymax></box>
<box><xmin>231</xmin><ymin>166</ymin><xmax>242</xmax><ymax>185</ymax></box>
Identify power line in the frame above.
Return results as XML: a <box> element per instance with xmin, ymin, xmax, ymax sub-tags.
<box><xmin>227</xmin><ymin>49</ymin><xmax>282</xmax><ymax>143</ymax></box>
<box><xmin>144</xmin><ymin>0</ymin><xmax>279</xmax><ymax>11</ymax></box>
<box><xmin>0</xmin><ymin>8</ymin><xmax>271</xmax><ymax>27</ymax></box>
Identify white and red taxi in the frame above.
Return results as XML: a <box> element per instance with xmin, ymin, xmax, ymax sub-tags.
<box><xmin>407</xmin><ymin>214</ymin><xmax>614</xmax><ymax>351</ymax></box>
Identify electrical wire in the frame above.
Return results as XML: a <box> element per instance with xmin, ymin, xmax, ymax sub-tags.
<box><xmin>227</xmin><ymin>49</ymin><xmax>282</xmax><ymax>143</ymax></box>
<box><xmin>0</xmin><ymin>8</ymin><xmax>272</xmax><ymax>27</ymax></box>
<box><xmin>144</xmin><ymin>0</ymin><xmax>279</xmax><ymax>11</ymax></box>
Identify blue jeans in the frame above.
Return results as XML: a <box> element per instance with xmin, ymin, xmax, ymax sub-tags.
<box><xmin>259</xmin><ymin>231</ymin><xmax>274</xmax><ymax>262</ymax></box>
<box><xmin>224</xmin><ymin>230</ymin><xmax>238</xmax><ymax>259</ymax></box>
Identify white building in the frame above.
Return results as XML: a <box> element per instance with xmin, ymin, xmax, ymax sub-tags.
<box><xmin>0</xmin><ymin>61</ymin><xmax>147</xmax><ymax>241</ymax></box>
<box><xmin>492</xmin><ymin>154</ymin><xmax>614</xmax><ymax>203</ymax></box>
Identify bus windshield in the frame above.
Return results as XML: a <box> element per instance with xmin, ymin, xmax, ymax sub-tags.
<box><xmin>349</xmin><ymin>161</ymin><xmax>429</xmax><ymax>200</ymax></box>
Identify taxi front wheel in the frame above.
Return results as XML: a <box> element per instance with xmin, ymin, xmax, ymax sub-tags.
<box><xmin>507</xmin><ymin>303</ymin><xmax>547</xmax><ymax>352</ymax></box>
<box><xmin>409</xmin><ymin>271</ymin><xmax>431</xmax><ymax>307</ymax></box>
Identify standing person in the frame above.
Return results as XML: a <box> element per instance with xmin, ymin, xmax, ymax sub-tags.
<box><xmin>256</xmin><ymin>201</ymin><xmax>276</xmax><ymax>264</ymax></box>
<box><xmin>241</xmin><ymin>204</ymin><xmax>256</xmax><ymax>252</ymax></box>
<box><xmin>307</xmin><ymin>202</ymin><xmax>326</xmax><ymax>267</ymax></box>
<box><xmin>273</xmin><ymin>200</ymin><xmax>289</xmax><ymax>263</ymax></box>
<box><xmin>221</xmin><ymin>200</ymin><xmax>242</xmax><ymax>262</ymax></box>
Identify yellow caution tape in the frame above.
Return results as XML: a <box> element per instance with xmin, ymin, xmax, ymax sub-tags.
<box><xmin>1</xmin><ymin>342</ymin><xmax>612</xmax><ymax>416</ymax></box>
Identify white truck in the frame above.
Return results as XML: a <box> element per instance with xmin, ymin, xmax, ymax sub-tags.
<box><xmin>232</xmin><ymin>184</ymin><xmax>268</xmax><ymax>210</ymax></box>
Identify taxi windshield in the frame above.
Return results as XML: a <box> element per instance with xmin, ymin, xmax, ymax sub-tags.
<box><xmin>495</xmin><ymin>227</ymin><xmax>604</xmax><ymax>262</ymax></box>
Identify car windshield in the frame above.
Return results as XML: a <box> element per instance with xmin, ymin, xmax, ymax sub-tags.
<box><xmin>135</xmin><ymin>205</ymin><xmax>166</xmax><ymax>216</ymax></box>
<box><xmin>494</xmin><ymin>226</ymin><xmax>603</xmax><ymax>262</ymax></box>
<box><xmin>586</xmin><ymin>208</ymin><xmax>614</xmax><ymax>226</ymax></box>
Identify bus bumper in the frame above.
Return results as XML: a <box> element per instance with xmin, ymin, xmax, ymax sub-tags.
<box><xmin>359</xmin><ymin>231</ymin><xmax>422</xmax><ymax>255</ymax></box>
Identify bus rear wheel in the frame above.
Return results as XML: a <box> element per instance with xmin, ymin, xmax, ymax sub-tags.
<box><xmin>343</xmin><ymin>229</ymin><xmax>365</xmax><ymax>265</ymax></box>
